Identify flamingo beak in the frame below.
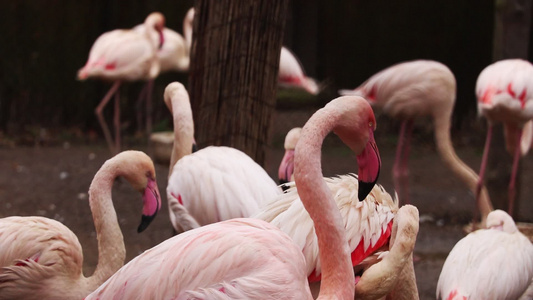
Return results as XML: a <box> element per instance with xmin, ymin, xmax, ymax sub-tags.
<box><xmin>278</xmin><ymin>149</ymin><xmax>295</xmax><ymax>185</ymax></box>
<box><xmin>158</xmin><ymin>29</ymin><xmax>165</xmax><ymax>50</ymax></box>
<box><xmin>138</xmin><ymin>177</ymin><xmax>161</xmax><ymax>232</ymax></box>
<box><xmin>356</xmin><ymin>128</ymin><xmax>381</xmax><ymax>201</ymax></box>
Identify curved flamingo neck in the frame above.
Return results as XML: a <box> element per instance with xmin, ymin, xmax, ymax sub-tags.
<box><xmin>85</xmin><ymin>159</ymin><xmax>126</xmax><ymax>290</ymax></box>
<box><xmin>433</xmin><ymin>113</ymin><xmax>493</xmax><ymax>224</ymax></box>
<box><xmin>294</xmin><ymin>105</ymin><xmax>355</xmax><ymax>299</ymax></box>
<box><xmin>183</xmin><ymin>9</ymin><xmax>194</xmax><ymax>52</ymax></box>
<box><xmin>168</xmin><ymin>90</ymin><xmax>195</xmax><ymax>176</ymax></box>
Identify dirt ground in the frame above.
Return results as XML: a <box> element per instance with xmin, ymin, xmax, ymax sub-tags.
<box><xmin>1</xmin><ymin>108</ymin><xmax>532</xmax><ymax>299</ymax></box>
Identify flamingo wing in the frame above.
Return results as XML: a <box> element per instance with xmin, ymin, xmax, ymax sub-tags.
<box><xmin>167</xmin><ymin>146</ymin><xmax>281</xmax><ymax>232</ymax></box>
<box><xmin>437</xmin><ymin>229</ymin><xmax>533</xmax><ymax>299</ymax></box>
<box><xmin>85</xmin><ymin>219</ymin><xmax>311</xmax><ymax>300</ymax></box>
<box><xmin>253</xmin><ymin>174</ymin><xmax>397</xmax><ymax>281</ymax></box>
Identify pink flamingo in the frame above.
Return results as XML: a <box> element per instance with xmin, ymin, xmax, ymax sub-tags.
<box><xmin>475</xmin><ymin>58</ymin><xmax>533</xmax><ymax>216</ymax></box>
<box><xmin>78</xmin><ymin>12</ymin><xmax>165</xmax><ymax>154</ymax></box>
<box><xmin>278</xmin><ymin>127</ymin><xmax>302</xmax><ymax>185</ymax></box>
<box><xmin>339</xmin><ymin>60</ymin><xmax>493</xmax><ymax>224</ymax></box>
<box><xmin>437</xmin><ymin>209</ymin><xmax>533</xmax><ymax>299</ymax></box>
<box><xmin>163</xmin><ymin>82</ymin><xmax>281</xmax><ymax>233</ymax></box>
<box><xmin>84</xmin><ymin>95</ymin><xmax>381</xmax><ymax>300</ymax></box>
<box><xmin>0</xmin><ymin>151</ymin><xmax>161</xmax><ymax>299</ymax></box>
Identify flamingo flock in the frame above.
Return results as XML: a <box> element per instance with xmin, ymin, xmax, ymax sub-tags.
<box><xmin>4</xmin><ymin>5</ymin><xmax>533</xmax><ymax>300</ymax></box>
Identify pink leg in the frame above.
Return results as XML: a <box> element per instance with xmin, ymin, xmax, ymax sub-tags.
<box><xmin>113</xmin><ymin>89</ymin><xmax>121</xmax><ymax>154</ymax></box>
<box><xmin>400</xmin><ymin>120</ymin><xmax>414</xmax><ymax>204</ymax></box>
<box><xmin>136</xmin><ymin>83</ymin><xmax>149</xmax><ymax>134</ymax></box>
<box><xmin>393</xmin><ymin>120</ymin><xmax>413</xmax><ymax>205</ymax></box>
<box><xmin>475</xmin><ymin>125</ymin><xmax>493</xmax><ymax>225</ymax></box>
<box><xmin>508</xmin><ymin>128</ymin><xmax>523</xmax><ymax>216</ymax></box>
<box><xmin>95</xmin><ymin>81</ymin><xmax>121</xmax><ymax>154</ymax></box>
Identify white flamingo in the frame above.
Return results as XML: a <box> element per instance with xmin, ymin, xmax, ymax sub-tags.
<box><xmin>339</xmin><ymin>59</ymin><xmax>493</xmax><ymax>225</ymax></box>
<box><xmin>437</xmin><ymin>209</ymin><xmax>533</xmax><ymax>299</ymax></box>
<box><xmin>0</xmin><ymin>151</ymin><xmax>161</xmax><ymax>300</ymax></box>
<box><xmin>163</xmin><ymin>82</ymin><xmax>281</xmax><ymax>233</ymax></box>
<box><xmin>475</xmin><ymin>58</ymin><xmax>533</xmax><ymax>216</ymax></box>
<box><xmin>84</xmin><ymin>95</ymin><xmax>383</xmax><ymax>300</ymax></box>
<box><xmin>78</xmin><ymin>12</ymin><xmax>165</xmax><ymax>153</ymax></box>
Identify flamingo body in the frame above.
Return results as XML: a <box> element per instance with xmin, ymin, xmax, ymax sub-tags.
<box><xmin>254</xmin><ymin>174</ymin><xmax>397</xmax><ymax>282</ymax></box>
<box><xmin>133</xmin><ymin>25</ymin><xmax>189</xmax><ymax>73</ymax></box>
<box><xmin>437</xmin><ymin>210</ymin><xmax>533</xmax><ymax>300</ymax></box>
<box><xmin>163</xmin><ymin>82</ymin><xmax>281</xmax><ymax>233</ymax></box>
<box><xmin>0</xmin><ymin>151</ymin><xmax>161</xmax><ymax>300</ymax></box>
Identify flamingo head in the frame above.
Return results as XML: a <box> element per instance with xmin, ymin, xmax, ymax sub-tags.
<box><xmin>486</xmin><ymin>209</ymin><xmax>518</xmax><ymax>233</ymax></box>
<box><xmin>278</xmin><ymin>127</ymin><xmax>302</xmax><ymax>184</ymax></box>
<box><xmin>145</xmin><ymin>12</ymin><xmax>165</xmax><ymax>49</ymax></box>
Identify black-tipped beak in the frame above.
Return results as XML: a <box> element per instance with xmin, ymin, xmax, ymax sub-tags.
<box><xmin>192</xmin><ymin>142</ymin><xmax>198</xmax><ymax>153</ymax></box>
<box><xmin>138</xmin><ymin>214</ymin><xmax>157</xmax><ymax>233</ymax></box>
<box><xmin>358</xmin><ymin>180</ymin><xmax>376</xmax><ymax>202</ymax></box>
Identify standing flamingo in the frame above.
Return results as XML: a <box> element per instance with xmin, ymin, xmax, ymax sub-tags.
<box><xmin>84</xmin><ymin>95</ymin><xmax>382</xmax><ymax>300</ymax></box>
<box><xmin>0</xmin><ymin>151</ymin><xmax>161</xmax><ymax>300</ymax></box>
<box><xmin>436</xmin><ymin>209</ymin><xmax>533</xmax><ymax>299</ymax></box>
<box><xmin>339</xmin><ymin>60</ymin><xmax>494</xmax><ymax>225</ymax></box>
<box><xmin>163</xmin><ymin>82</ymin><xmax>281</xmax><ymax>233</ymax></box>
<box><xmin>475</xmin><ymin>59</ymin><xmax>533</xmax><ymax>216</ymax></box>
<box><xmin>78</xmin><ymin>12</ymin><xmax>165</xmax><ymax>154</ymax></box>
<box><xmin>278</xmin><ymin>127</ymin><xmax>302</xmax><ymax>185</ymax></box>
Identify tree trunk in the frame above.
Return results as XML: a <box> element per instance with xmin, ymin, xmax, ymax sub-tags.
<box><xmin>189</xmin><ymin>0</ymin><xmax>288</xmax><ymax>166</ymax></box>
<box><xmin>489</xmin><ymin>0</ymin><xmax>531</xmax><ymax>218</ymax></box>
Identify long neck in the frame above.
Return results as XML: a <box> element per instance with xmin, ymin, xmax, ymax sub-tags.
<box><xmin>169</xmin><ymin>94</ymin><xmax>195</xmax><ymax>176</ymax></box>
<box><xmin>433</xmin><ymin>113</ymin><xmax>493</xmax><ymax>224</ymax></box>
<box><xmin>294</xmin><ymin>108</ymin><xmax>354</xmax><ymax>299</ymax></box>
<box><xmin>84</xmin><ymin>164</ymin><xmax>126</xmax><ymax>291</ymax></box>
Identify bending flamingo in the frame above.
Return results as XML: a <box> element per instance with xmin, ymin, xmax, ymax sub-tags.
<box><xmin>278</xmin><ymin>127</ymin><xmax>302</xmax><ymax>185</ymax></box>
<box><xmin>84</xmin><ymin>95</ymin><xmax>382</xmax><ymax>300</ymax></box>
<box><xmin>163</xmin><ymin>82</ymin><xmax>281</xmax><ymax>233</ymax></box>
<box><xmin>339</xmin><ymin>60</ymin><xmax>493</xmax><ymax>224</ymax></box>
<box><xmin>0</xmin><ymin>151</ymin><xmax>161</xmax><ymax>300</ymax></box>
<box><xmin>475</xmin><ymin>58</ymin><xmax>533</xmax><ymax>216</ymax></box>
<box><xmin>437</xmin><ymin>209</ymin><xmax>533</xmax><ymax>299</ymax></box>
<box><xmin>78</xmin><ymin>12</ymin><xmax>165</xmax><ymax>153</ymax></box>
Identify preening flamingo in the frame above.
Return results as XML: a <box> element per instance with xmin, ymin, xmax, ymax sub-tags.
<box><xmin>278</xmin><ymin>127</ymin><xmax>302</xmax><ymax>185</ymax></box>
<box><xmin>339</xmin><ymin>60</ymin><xmax>493</xmax><ymax>225</ymax></box>
<box><xmin>78</xmin><ymin>12</ymin><xmax>165</xmax><ymax>154</ymax></box>
<box><xmin>163</xmin><ymin>82</ymin><xmax>281</xmax><ymax>233</ymax></box>
<box><xmin>436</xmin><ymin>209</ymin><xmax>533</xmax><ymax>300</ymax></box>
<box><xmin>0</xmin><ymin>151</ymin><xmax>161</xmax><ymax>300</ymax></box>
<box><xmin>475</xmin><ymin>58</ymin><xmax>533</xmax><ymax>216</ymax></box>
<box><xmin>85</xmin><ymin>95</ymin><xmax>382</xmax><ymax>300</ymax></box>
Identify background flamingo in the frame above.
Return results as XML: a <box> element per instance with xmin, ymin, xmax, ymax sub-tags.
<box><xmin>475</xmin><ymin>58</ymin><xmax>533</xmax><ymax>216</ymax></box>
<box><xmin>278</xmin><ymin>127</ymin><xmax>301</xmax><ymax>185</ymax></box>
<box><xmin>0</xmin><ymin>151</ymin><xmax>161</xmax><ymax>300</ymax></box>
<box><xmin>78</xmin><ymin>12</ymin><xmax>165</xmax><ymax>154</ymax></box>
<box><xmin>163</xmin><ymin>82</ymin><xmax>281</xmax><ymax>233</ymax></box>
<box><xmin>436</xmin><ymin>209</ymin><xmax>533</xmax><ymax>299</ymax></box>
<box><xmin>339</xmin><ymin>59</ymin><xmax>494</xmax><ymax>225</ymax></box>
<box><xmin>84</xmin><ymin>95</ymin><xmax>383</xmax><ymax>300</ymax></box>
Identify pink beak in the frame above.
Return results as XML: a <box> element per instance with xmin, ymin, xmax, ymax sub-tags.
<box><xmin>356</xmin><ymin>128</ymin><xmax>381</xmax><ymax>201</ymax></box>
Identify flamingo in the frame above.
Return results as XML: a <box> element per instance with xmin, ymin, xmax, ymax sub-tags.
<box><xmin>339</xmin><ymin>59</ymin><xmax>494</xmax><ymax>225</ymax></box>
<box><xmin>78</xmin><ymin>12</ymin><xmax>165</xmax><ymax>154</ymax></box>
<box><xmin>84</xmin><ymin>95</ymin><xmax>382</xmax><ymax>300</ymax></box>
<box><xmin>475</xmin><ymin>58</ymin><xmax>533</xmax><ymax>216</ymax></box>
<box><xmin>278</xmin><ymin>127</ymin><xmax>302</xmax><ymax>185</ymax></box>
<box><xmin>0</xmin><ymin>151</ymin><xmax>161</xmax><ymax>300</ymax></box>
<box><xmin>436</xmin><ymin>209</ymin><xmax>533</xmax><ymax>299</ymax></box>
<box><xmin>163</xmin><ymin>82</ymin><xmax>281</xmax><ymax>233</ymax></box>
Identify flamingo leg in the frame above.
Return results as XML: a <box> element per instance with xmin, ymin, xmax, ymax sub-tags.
<box><xmin>508</xmin><ymin>128</ymin><xmax>523</xmax><ymax>216</ymax></box>
<box><xmin>393</xmin><ymin>120</ymin><xmax>413</xmax><ymax>204</ymax></box>
<box><xmin>95</xmin><ymin>81</ymin><xmax>121</xmax><ymax>154</ymax></box>
<box><xmin>136</xmin><ymin>83</ymin><xmax>149</xmax><ymax>134</ymax></box>
<box><xmin>400</xmin><ymin>120</ymin><xmax>414</xmax><ymax>204</ymax></box>
<box><xmin>145</xmin><ymin>79</ymin><xmax>154</xmax><ymax>136</ymax></box>
<box><xmin>113</xmin><ymin>89</ymin><xmax>121</xmax><ymax>154</ymax></box>
<box><xmin>475</xmin><ymin>124</ymin><xmax>493</xmax><ymax>225</ymax></box>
